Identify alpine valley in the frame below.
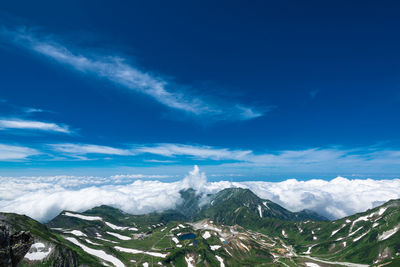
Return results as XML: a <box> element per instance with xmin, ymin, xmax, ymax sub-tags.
<box><xmin>1</xmin><ymin>188</ymin><xmax>400</xmax><ymax>267</ymax></box>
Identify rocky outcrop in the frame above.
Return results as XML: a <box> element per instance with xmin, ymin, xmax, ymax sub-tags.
<box><xmin>51</xmin><ymin>245</ymin><xmax>79</xmax><ymax>267</ymax></box>
<box><xmin>0</xmin><ymin>223</ymin><xmax>33</xmax><ymax>267</ymax></box>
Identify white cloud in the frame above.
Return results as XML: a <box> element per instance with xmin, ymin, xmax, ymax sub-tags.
<box><xmin>133</xmin><ymin>143</ymin><xmax>400</xmax><ymax>173</ymax></box>
<box><xmin>0</xmin><ymin>176</ymin><xmax>184</xmax><ymax>222</ymax></box>
<box><xmin>24</xmin><ymin>107</ymin><xmax>44</xmax><ymax>113</ymax></box>
<box><xmin>134</xmin><ymin>143</ymin><xmax>252</xmax><ymax>160</ymax></box>
<box><xmin>109</xmin><ymin>174</ymin><xmax>172</xmax><ymax>179</ymax></box>
<box><xmin>182</xmin><ymin>165</ymin><xmax>207</xmax><ymax>192</ymax></box>
<box><xmin>237</xmin><ymin>178</ymin><xmax>400</xmax><ymax>219</ymax></box>
<box><xmin>2</xmin><ymin>27</ymin><xmax>264</xmax><ymax>121</ymax></box>
<box><xmin>1</xmin><ymin>166</ymin><xmax>400</xmax><ymax>222</ymax></box>
<box><xmin>0</xmin><ymin>119</ymin><xmax>69</xmax><ymax>133</ymax></box>
<box><xmin>50</xmin><ymin>143</ymin><xmax>134</xmax><ymax>156</ymax></box>
<box><xmin>0</xmin><ymin>144</ymin><xmax>40</xmax><ymax>160</ymax></box>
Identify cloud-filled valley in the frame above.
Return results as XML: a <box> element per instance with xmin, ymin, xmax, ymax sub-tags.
<box><xmin>1</xmin><ymin>166</ymin><xmax>399</xmax><ymax>222</ymax></box>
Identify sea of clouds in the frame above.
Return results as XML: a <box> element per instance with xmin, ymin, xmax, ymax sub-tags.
<box><xmin>1</xmin><ymin>166</ymin><xmax>400</xmax><ymax>222</ymax></box>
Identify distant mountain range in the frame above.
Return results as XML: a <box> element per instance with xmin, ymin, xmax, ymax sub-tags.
<box><xmin>1</xmin><ymin>187</ymin><xmax>399</xmax><ymax>266</ymax></box>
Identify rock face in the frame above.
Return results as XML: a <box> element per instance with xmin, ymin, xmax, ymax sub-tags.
<box><xmin>0</xmin><ymin>223</ymin><xmax>33</xmax><ymax>267</ymax></box>
<box><xmin>51</xmin><ymin>245</ymin><xmax>79</xmax><ymax>267</ymax></box>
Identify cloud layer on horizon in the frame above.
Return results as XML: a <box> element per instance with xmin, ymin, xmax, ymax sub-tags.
<box><xmin>1</xmin><ymin>166</ymin><xmax>399</xmax><ymax>222</ymax></box>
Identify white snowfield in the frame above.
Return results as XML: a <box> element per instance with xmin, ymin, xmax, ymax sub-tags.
<box><xmin>24</xmin><ymin>242</ymin><xmax>52</xmax><ymax>261</ymax></box>
<box><xmin>303</xmin><ymin>256</ymin><xmax>369</xmax><ymax>267</ymax></box>
<box><xmin>128</xmin><ymin>227</ymin><xmax>138</xmax><ymax>231</ymax></box>
<box><xmin>114</xmin><ymin>246</ymin><xmax>167</xmax><ymax>258</ymax></box>
<box><xmin>378</xmin><ymin>225</ymin><xmax>400</xmax><ymax>241</ymax></box>
<box><xmin>215</xmin><ymin>255</ymin><xmax>225</xmax><ymax>267</ymax></box>
<box><xmin>349</xmin><ymin>206</ymin><xmax>389</xmax><ymax>232</ymax></box>
<box><xmin>172</xmin><ymin>237</ymin><xmax>179</xmax><ymax>244</ymax></box>
<box><xmin>304</xmin><ymin>245</ymin><xmax>314</xmax><ymax>255</ymax></box>
<box><xmin>202</xmin><ymin>231</ymin><xmax>211</xmax><ymax>239</ymax></box>
<box><xmin>170</xmin><ymin>226</ymin><xmax>180</xmax><ymax>232</ymax></box>
<box><xmin>65</xmin><ymin>237</ymin><xmax>125</xmax><ymax>267</ymax></box>
<box><xmin>282</xmin><ymin>229</ymin><xmax>288</xmax><ymax>238</ymax></box>
<box><xmin>95</xmin><ymin>236</ymin><xmax>119</xmax><ymax>244</ymax></box>
<box><xmin>63</xmin><ymin>212</ymin><xmax>102</xmax><ymax>221</ymax></box>
<box><xmin>65</xmin><ymin>230</ymin><xmax>87</xmax><ymax>237</ymax></box>
<box><xmin>105</xmin><ymin>222</ymin><xmax>128</xmax><ymax>230</ymax></box>
<box><xmin>85</xmin><ymin>239</ymin><xmax>101</xmax><ymax>246</ymax></box>
<box><xmin>331</xmin><ymin>224</ymin><xmax>346</xmax><ymax>237</ymax></box>
<box><xmin>348</xmin><ymin>227</ymin><xmax>363</xmax><ymax>237</ymax></box>
<box><xmin>190</xmin><ymin>220</ymin><xmax>222</xmax><ymax>232</ymax></box>
<box><xmin>106</xmin><ymin>232</ymin><xmax>131</xmax><ymax>240</ymax></box>
<box><xmin>257</xmin><ymin>205</ymin><xmax>263</xmax><ymax>218</ymax></box>
<box><xmin>210</xmin><ymin>245</ymin><xmax>221</xmax><ymax>251</ymax></box>
<box><xmin>185</xmin><ymin>255</ymin><xmax>195</xmax><ymax>267</ymax></box>
<box><xmin>353</xmin><ymin>230</ymin><xmax>370</xmax><ymax>242</ymax></box>
<box><xmin>305</xmin><ymin>263</ymin><xmax>321</xmax><ymax>267</ymax></box>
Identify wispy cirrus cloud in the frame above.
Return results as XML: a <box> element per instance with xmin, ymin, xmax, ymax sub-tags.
<box><xmin>134</xmin><ymin>143</ymin><xmax>252</xmax><ymax>160</ymax></box>
<box><xmin>1</xmin><ymin>27</ymin><xmax>265</xmax><ymax>121</ymax></box>
<box><xmin>0</xmin><ymin>118</ymin><xmax>70</xmax><ymax>133</ymax></box>
<box><xmin>50</xmin><ymin>143</ymin><xmax>134</xmax><ymax>156</ymax></box>
<box><xmin>0</xmin><ymin>143</ymin><xmax>40</xmax><ymax>160</ymax></box>
<box><xmin>132</xmin><ymin>143</ymin><xmax>400</xmax><ymax>173</ymax></box>
<box><xmin>43</xmin><ymin>142</ymin><xmax>400</xmax><ymax>173</ymax></box>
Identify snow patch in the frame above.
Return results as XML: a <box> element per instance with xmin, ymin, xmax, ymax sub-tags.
<box><xmin>63</xmin><ymin>212</ymin><xmax>102</xmax><ymax>221</ymax></box>
<box><xmin>65</xmin><ymin>237</ymin><xmax>125</xmax><ymax>267</ymax></box>
<box><xmin>282</xmin><ymin>229</ymin><xmax>288</xmax><ymax>238</ymax></box>
<box><xmin>202</xmin><ymin>231</ymin><xmax>211</xmax><ymax>239</ymax></box>
<box><xmin>331</xmin><ymin>224</ymin><xmax>346</xmax><ymax>237</ymax></box>
<box><xmin>185</xmin><ymin>255</ymin><xmax>195</xmax><ymax>267</ymax></box>
<box><xmin>85</xmin><ymin>239</ymin><xmax>101</xmax><ymax>246</ymax></box>
<box><xmin>105</xmin><ymin>222</ymin><xmax>128</xmax><ymax>230</ymax></box>
<box><xmin>25</xmin><ymin>242</ymin><xmax>52</xmax><ymax>261</ymax></box>
<box><xmin>215</xmin><ymin>255</ymin><xmax>225</xmax><ymax>267</ymax></box>
<box><xmin>348</xmin><ymin>227</ymin><xmax>363</xmax><ymax>237</ymax></box>
<box><xmin>65</xmin><ymin>230</ymin><xmax>87</xmax><ymax>237</ymax></box>
<box><xmin>353</xmin><ymin>230</ymin><xmax>369</xmax><ymax>242</ymax></box>
<box><xmin>114</xmin><ymin>246</ymin><xmax>167</xmax><ymax>258</ymax></box>
<box><xmin>106</xmin><ymin>232</ymin><xmax>131</xmax><ymax>240</ymax></box>
<box><xmin>378</xmin><ymin>225</ymin><xmax>400</xmax><ymax>241</ymax></box>
<box><xmin>257</xmin><ymin>205</ymin><xmax>262</xmax><ymax>218</ymax></box>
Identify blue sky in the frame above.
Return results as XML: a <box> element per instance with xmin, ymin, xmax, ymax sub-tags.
<box><xmin>1</xmin><ymin>0</ymin><xmax>400</xmax><ymax>180</ymax></box>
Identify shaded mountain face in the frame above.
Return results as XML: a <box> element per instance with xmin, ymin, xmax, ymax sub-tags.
<box><xmin>0</xmin><ymin>213</ymin><xmax>81</xmax><ymax>267</ymax></box>
<box><xmin>2</xmin><ymin>187</ymin><xmax>400</xmax><ymax>266</ymax></box>
<box><xmin>0</xmin><ymin>222</ymin><xmax>33</xmax><ymax>267</ymax></box>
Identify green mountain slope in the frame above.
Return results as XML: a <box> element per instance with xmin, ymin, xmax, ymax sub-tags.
<box><xmin>2</xmin><ymin>188</ymin><xmax>400</xmax><ymax>266</ymax></box>
<box><xmin>0</xmin><ymin>212</ymin><xmax>99</xmax><ymax>266</ymax></box>
<box><xmin>197</xmin><ymin>188</ymin><xmax>328</xmax><ymax>225</ymax></box>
